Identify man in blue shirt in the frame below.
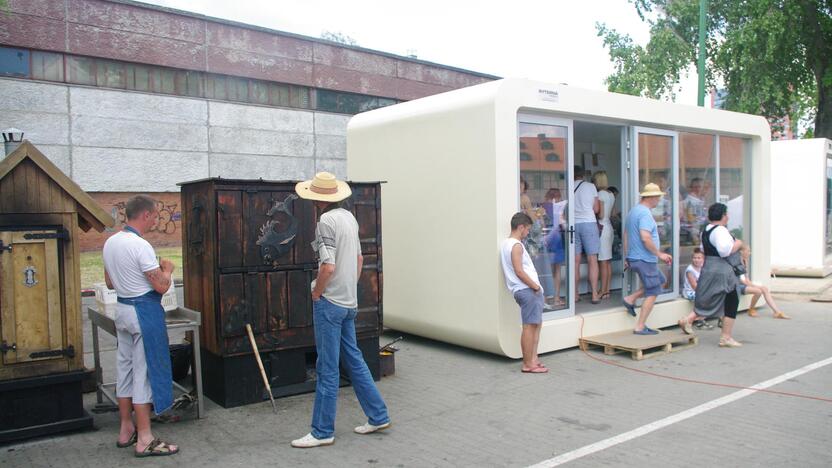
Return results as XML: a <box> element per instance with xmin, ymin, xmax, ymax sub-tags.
<box><xmin>622</xmin><ymin>183</ymin><xmax>673</xmax><ymax>335</ymax></box>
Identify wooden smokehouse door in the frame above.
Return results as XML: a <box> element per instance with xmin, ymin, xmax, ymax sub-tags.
<box><xmin>0</xmin><ymin>231</ymin><xmax>63</xmax><ymax>364</ymax></box>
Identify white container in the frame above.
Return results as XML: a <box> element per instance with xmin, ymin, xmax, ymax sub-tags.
<box><xmin>94</xmin><ymin>282</ymin><xmax>178</xmax><ymax>313</ymax></box>
<box><xmin>771</xmin><ymin>138</ymin><xmax>832</xmax><ymax>277</ymax></box>
<box><xmin>348</xmin><ymin>78</ymin><xmax>772</xmax><ymax>358</ymax></box>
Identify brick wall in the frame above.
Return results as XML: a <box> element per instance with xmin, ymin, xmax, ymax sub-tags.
<box><xmin>0</xmin><ymin>0</ymin><xmax>494</xmax><ymax>100</ymax></box>
<box><xmin>79</xmin><ymin>192</ymin><xmax>182</xmax><ymax>251</ymax></box>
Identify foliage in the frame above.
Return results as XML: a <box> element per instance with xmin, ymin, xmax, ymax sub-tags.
<box><xmin>320</xmin><ymin>31</ymin><xmax>359</xmax><ymax>46</ymax></box>
<box><xmin>597</xmin><ymin>0</ymin><xmax>832</xmax><ymax>138</ymax></box>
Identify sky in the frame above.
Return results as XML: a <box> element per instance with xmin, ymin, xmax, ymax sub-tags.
<box><xmin>141</xmin><ymin>0</ymin><xmax>700</xmax><ymax>105</ymax></box>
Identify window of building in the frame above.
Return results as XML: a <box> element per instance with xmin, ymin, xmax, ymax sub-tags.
<box><xmin>96</xmin><ymin>60</ymin><xmax>126</xmax><ymax>89</ymax></box>
<box><xmin>66</xmin><ymin>55</ymin><xmax>95</xmax><ymax>85</ymax></box>
<box><xmin>125</xmin><ymin>63</ymin><xmax>151</xmax><ymax>92</ymax></box>
<box><xmin>719</xmin><ymin>136</ymin><xmax>749</xmax><ymax>240</ymax></box>
<box><xmin>678</xmin><ymin>132</ymin><xmax>716</xmax><ymax>273</ymax></box>
<box><xmin>827</xmin><ymin>152</ymin><xmax>832</xmax><ymax>258</ymax></box>
<box><xmin>519</xmin><ymin>152</ymin><xmax>532</xmax><ymax>161</ymax></box>
<box><xmin>2</xmin><ymin>47</ymin><xmax>392</xmax><ymax>115</ymax></box>
<box><xmin>0</xmin><ymin>47</ymin><xmax>30</xmax><ymax>78</ymax></box>
<box><xmin>545</xmin><ymin>153</ymin><xmax>560</xmax><ymax>162</ymax></box>
<box><xmin>31</xmin><ymin>51</ymin><xmax>63</xmax><ymax>82</ymax></box>
<box><xmin>540</xmin><ymin>140</ymin><xmax>554</xmax><ymax>150</ymax></box>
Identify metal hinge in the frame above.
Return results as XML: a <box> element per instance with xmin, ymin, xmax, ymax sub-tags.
<box><xmin>23</xmin><ymin>229</ymin><xmax>70</xmax><ymax>241</ymax></box>
<box><xmin>0</xmin><ymin>341</ymin><xmax>16</xmax><ymax>355</ymax></box>
<box><xmin>29</xmin><ymin>345</ymin><xmax>75</xmax><ymax>359</ymax></box>
<box><xmin>0</xmin><ymin>240</ymin><xmax>11</xmax><ymax>254</ymax></box>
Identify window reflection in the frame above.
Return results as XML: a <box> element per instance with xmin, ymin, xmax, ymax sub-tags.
<box><xmin>719</xmin><ymin>136</ymin><xmax>749</xmax><ymax>241</ymax></box>
<box><xmin>679</xmin><ymin>132</ymin><xmax>716</xmax><ymax>276</ymax></box>
<box><xmin>637</xmin><ymin>133</ymin><xmax>675</xmax><ymax>295</ymax></box>
<box><xmin>519</xmin><ymin>123</ymin><xmax>569</xmax><ymax>310</ymax></box>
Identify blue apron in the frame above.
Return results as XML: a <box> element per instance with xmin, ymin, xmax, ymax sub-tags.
<box><xmin>118</xmin><ymin>226</ymin><xmax>174</xmax><ymax>415</ymax></box>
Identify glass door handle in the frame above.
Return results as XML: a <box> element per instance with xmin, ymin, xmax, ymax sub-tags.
<box><xmin>567</xmin><ymin>226</ymin><xmax>575</xmax><ymax>243</ymax></box>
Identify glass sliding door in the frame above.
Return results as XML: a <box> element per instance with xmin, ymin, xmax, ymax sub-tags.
<box><xmin>628</xmin><ymin>127</ymin><xmax>679</xmax><ymax>301</ymax></box>
<box><xmin>679</xmin><ymin>132</ymin><xmax>716</xmax><ymax>273</ymax></box>
<box><xmin>517</xmin><ymin>115</ymin><xmax>574</xmax><ymax>318</ymax></box>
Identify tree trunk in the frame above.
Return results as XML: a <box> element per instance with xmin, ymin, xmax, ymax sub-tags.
<box><xmin>815</xmin><ymin>77</ymin><xmax>832</xmax><ymax>139</ymax></box>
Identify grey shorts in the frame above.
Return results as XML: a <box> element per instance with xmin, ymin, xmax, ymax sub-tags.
<box><xmin>513</xmin><ymin>288</ymin><xmax>544</xmax><ymax>324</ymax></box>
<box><xmin>628</xmin><ymin>259</ymin><xmax>666</xmax><ymax>297</ymax></box>
<box><xmin>115</xmin><ymin>303</ymin><xmax>153</xmax><ymax>405</ymax></box>
<box><xmin>575</xmin><ymin>222</ymin><xmax>600</xmax><ymax>256</ymax></box>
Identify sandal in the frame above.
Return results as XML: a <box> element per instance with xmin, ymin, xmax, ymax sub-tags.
<box><xmin>135</xmin><ymin>438</ymin><xmax>179</xmax><ymax>458</ymax></box>
<box><xmin>773</xmin><ymin>311</ymin><xmax>791</xmax><ymax>320</ymax></box>
<box><xmin>747</xmin><ymin>307</ymin><xmax>758</xmax><ymax>317</ymax></box>
<box><xmin>521</xmin><ymin>366</ymin><xmax>549</xmax><ymax>374</ymax></box>
<box><xmin>600</xmin><ymin>292</ymin><xmax>611</xmax><ymax>300</ymax></box>
<box><xmin>116</xmin><ymin>431</ymin><xmax>137</xmax><ymax>448</ymax></box>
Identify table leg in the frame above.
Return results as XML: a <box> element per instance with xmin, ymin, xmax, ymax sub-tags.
<box><xmin>92</xmin><ymin>322</ymin><xmax>103</xmax><ymax>405</ymax></box>
<box><xmin>192</xmin><ymin>326</ymin><xmax>204</xmax><ymax>419</ymax></box>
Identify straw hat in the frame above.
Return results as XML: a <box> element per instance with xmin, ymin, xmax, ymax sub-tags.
<box><xmin>639</xmin><ymin>182</ymin><xmax>665</xmax><ymax>198</ymax></box>
<box><xmin>295</xmin><ymin>172</ymin><xmax>352</xmax><ymax>202</ymax></box>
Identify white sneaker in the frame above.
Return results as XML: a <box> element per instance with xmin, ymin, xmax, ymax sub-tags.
<box><xmin>354</xmin><ymin>421</ymin><xmax>391</xmax><ymax>434</ymax></box>
<box><xmin>291</xmin><ymin>433</ymin><xmax>334</xmax><ymax>448</ymax></box>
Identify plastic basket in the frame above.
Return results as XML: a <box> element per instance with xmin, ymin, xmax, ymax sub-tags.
<box><xmin>93</xmin><ymin>282</ymin><xmax>117</xmax><ymax>313</ymax></box>
<box><xmin>93</xmin><ymin>282</ymin><xmax>177</xmax><ymax>312</ymax></box>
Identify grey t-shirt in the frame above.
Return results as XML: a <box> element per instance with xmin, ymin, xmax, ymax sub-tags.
<box><xmin>311</xmin><ymin>208</ymin><xmax>362</xmax><ymax>309</ymax></box>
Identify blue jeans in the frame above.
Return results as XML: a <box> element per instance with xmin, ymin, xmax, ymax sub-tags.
<box><xmin>311</xmin><ymin>297</ymin><xmax>389</xmax><ymax>439</ymax></box>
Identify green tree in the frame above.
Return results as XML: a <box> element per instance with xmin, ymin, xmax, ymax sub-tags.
<box><xmin>597</xmin><ymin>0</ymin><xmax>832</xmax><ymax>138</ymax></box>
<box><xmin>320</xmin><ymin>31</ymin><xmax>358</xmax><ymax>46</ymax></box>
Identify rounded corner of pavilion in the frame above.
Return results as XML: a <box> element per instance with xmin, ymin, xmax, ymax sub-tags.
<box><xmin>348</xmin><ymin>78</ymin><xmax>769</xmax><ymax>358</ymax></box>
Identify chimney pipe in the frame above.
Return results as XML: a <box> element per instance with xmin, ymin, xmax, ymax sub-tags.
<box><xmin>3</xmin><ymin>128</ymin><xmax>25</xmax><ymax>158</ymax></box>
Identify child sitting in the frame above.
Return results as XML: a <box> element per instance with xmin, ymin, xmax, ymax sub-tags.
<box><xmin>682</xmin><ymin>248</ymin><xmax>714</xmax><ymax>329</ymax></box>
<box><xmin>737</xmin><ymin>246</ymin><xmax>790</xmax><ymax>319</ymax></box>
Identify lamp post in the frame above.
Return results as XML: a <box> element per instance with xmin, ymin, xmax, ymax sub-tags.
<box><xmin>697</xmin><ymin>0</ymin><xmax>708</xmax><ymax>107</ymax></box>
<box><xmin>2</xmin><ymin>128</ymin><xmax>24</xmax><ymax>158</ymax></box>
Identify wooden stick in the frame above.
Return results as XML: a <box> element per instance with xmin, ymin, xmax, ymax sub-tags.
<box><xmin>245</xmin><ymin>324</ymin><xmax>277</xmax><ymax>414</ymax></box>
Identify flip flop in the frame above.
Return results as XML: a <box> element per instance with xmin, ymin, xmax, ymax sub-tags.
<box><xmin>135</xmin><ymin>438</ymin><xmax>179</xmax><ymax>458</ymax></box>
<box><xmin>622</xmin><ymin>300</ymin><xmax>637</xmax><ymax>317</ymax></box>
<box><xmin>116</xmin><ymin>431</ymin><xmax>137</xmax><ymax>448</ymax></box>
<box><xmin>521</xmin><ymin>366</ymin><xmax>549</xmax><ymax>374</ymax></box>
<box><xmin>633</xmin><ymin>327</ymin><xmax>659</xmax><ymax>335</ymax></box>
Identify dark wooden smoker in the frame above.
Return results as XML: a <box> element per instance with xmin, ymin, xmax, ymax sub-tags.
<box><xmin>179</xmin><ymin>178</ymin><xmax>383</xmax><ymax>407</ymax></box>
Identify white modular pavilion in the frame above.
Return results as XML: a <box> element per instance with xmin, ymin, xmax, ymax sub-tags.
<box><xmin>771</xmin><ymin>138</ymin><xmax>832</xmax><ymax>277</ymax></box>
<box><xmin>348</xmin><ymin>78</ymin><xmax>771</xmax><ymax>358</ymax></box>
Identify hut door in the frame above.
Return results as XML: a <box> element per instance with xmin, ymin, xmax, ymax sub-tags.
<box><xmin>0</xmin><ymin>231</ymin><xmax>63</xmax><ymax>364</ymax></box>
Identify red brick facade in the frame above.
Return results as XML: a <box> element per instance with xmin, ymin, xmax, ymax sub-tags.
<box><xmin>79</xmin><ymin>192</ymin><xmax>182</xmax><ymax>251</ymax></box>
<box><xmin>0</xmin><ymin>0</ymin><xmax>494</xmax><ymax>100</ymax></box>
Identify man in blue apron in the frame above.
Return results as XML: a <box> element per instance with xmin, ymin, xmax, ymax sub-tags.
<box><xmin>103</xmin><ymin>195</ymin><xmax>179</xmax><ymax>458</ymax></box>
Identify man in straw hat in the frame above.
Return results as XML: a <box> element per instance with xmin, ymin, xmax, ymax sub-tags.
<box><xmin>291</xmin><ymin>172</ymin><xmax>391</xmax><ymax>448</ymax></box>
<box><xmin>621</xmin><ymin>183</ymin><xmax>673</xmax><ymax>335</ymax></box>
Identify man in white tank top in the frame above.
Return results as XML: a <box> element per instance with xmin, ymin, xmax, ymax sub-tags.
<box><xmin>500</xmin><ymin>212</ymin><xmax>548</xmax><ymax>374</ymax></box>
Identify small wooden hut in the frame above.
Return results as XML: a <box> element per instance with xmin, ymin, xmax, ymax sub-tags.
<box><xmin>0</xmin><ymin>141</ymin><xmax>113</xmax><ymax>442</ymax></box>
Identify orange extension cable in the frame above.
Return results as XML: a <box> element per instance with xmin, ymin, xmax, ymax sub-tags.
<box><xmin>577</xmin><ymin>315</ymin><xmax>832</xmax><ymax>403</ymax></box>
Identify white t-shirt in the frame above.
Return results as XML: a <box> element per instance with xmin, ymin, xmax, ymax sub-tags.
<box><xmin>682</xmin><ymin>264</ymin><xmax>700</xmax><ymax>296</ymax></box>
<box><xmin>702</xmin><ymin>224</ymin><xmax>734</xmax><ymax>257</ymax></box>
<box><xmin>573</xmin><ymin>180</ymin><xmax>598</xmax><ymax>223</ymax></box>
<box><xmin>102</xmin><ymin>231</ymin><xmax>159</xmax><ymax>298</ymax></box>
<box><xmin>598</xmin><ymin>190</ymin><xmax>615</xmax><ymax>224</ymax></box>
<box><xmin>500</xmin><ymin>238</ymin><xmax>540</xmax><ymax>294</ymax></box>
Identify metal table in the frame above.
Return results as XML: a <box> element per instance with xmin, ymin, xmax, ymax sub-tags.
<box><xmin>87</xmin><ymin>306</ymin><xmax>204</xmax><ymax>419</ymax></box>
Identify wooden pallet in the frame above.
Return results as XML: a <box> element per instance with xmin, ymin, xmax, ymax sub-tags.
<box><xmin>579</xmin><ymin>329</ymin><xmax>698</xmax><ymax>361</ymax></box>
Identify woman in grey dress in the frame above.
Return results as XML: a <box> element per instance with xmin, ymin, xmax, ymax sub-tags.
<box><xmin>677</xmin><ymin>203</ymin><xmax>744</xmax><ymax>347</ymax></box>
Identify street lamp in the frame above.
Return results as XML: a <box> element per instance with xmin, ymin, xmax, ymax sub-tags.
<box><xmin>3</xmin><ymin>127</ymin><xmax>24</xmax><ymax>157</ymax></box>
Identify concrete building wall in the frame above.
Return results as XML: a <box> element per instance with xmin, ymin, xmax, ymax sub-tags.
<box><xmin>0</xmin><ymin>78</ymin><xmax>346</xmax><ymax>190</ymax></box>
<box><xmin>0</xmin><ymin>78</ymin><xmax>351</xmax><ymax>249</ymax></box>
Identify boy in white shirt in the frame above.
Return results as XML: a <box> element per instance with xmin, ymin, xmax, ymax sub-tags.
<box><xmin>682</xmin><ymin>248</ymin><xmax>714</xmax><ymax>329</ymax></box>
<box><xmin>500</xmin><ymin>212</ymin><xmax>547</xmax><ymax>374</ymax></box>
